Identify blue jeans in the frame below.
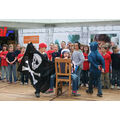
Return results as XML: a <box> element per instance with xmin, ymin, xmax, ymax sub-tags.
<box><xmin>75</xmin><ymin>69</ymin><xmax>81</xmax><ymax>86</ymax></box>
<box><xmin>20</xmin><ymin>72</ymin><xmax>28</xmax><ymax>84</ymax></box>
<box><xmin>50</xmin><ymin>73</ymin><xmax>78</xmax><ymax>91</ymax></box>
<box><xmin>1</xmin><ymin>66</ymin><xmax>8</xmax><ymax>80</ymax></box>
<box><xmin>88</xmin><ymin>72</ymin><xmax>102</xmax><ymax>95</ymax></box>
<box><xmin>8</xmin><ymin>64</ymin><xmax>17</xmax><ymax>83</ymax></box>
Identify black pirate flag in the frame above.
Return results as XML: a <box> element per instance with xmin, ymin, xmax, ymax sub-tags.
<box><xmin>18</xmin><ymin>43</ymin><xmax>55</xmax><ymax>93</ymax></box>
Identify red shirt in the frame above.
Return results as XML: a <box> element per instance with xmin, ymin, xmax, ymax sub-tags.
<box><xmin>0</xmin><ymin>51</ymin><xmax>8</xmax><ymax>66</ymax></box>
<box><xmin>107</xmin><ymin>51</ymin><xmax>112</xmax><ymax>55</ymax></box>
<box><xmin>101</xmin><ymin>53</ymin><xmax>111</xmax><ymax>73</ymax></box>
<box><xmin>17</xmin><ymin>53</ymin><xmax>24</xmax><ymax>63</ymax></box>
<box><xmin>46</xmin><ymin>50</ymin><xmax>55</xmax><ymax>61</ymax></box>
<box><xmin>83</xmin><ymin>53</ymin><xmax>89</xmax><ymax>70</ymax></box>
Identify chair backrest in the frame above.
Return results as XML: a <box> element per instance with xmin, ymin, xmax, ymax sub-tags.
<box><xmin>55</xmin><ymin>58</ymin><xmax>72</xmax><ymax>80</ymax></box>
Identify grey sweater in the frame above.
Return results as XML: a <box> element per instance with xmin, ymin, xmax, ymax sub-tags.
<box><xmin>71</xmin><ymin>50</ymin><xmax>85</xmax><ymax>69</ymax></box>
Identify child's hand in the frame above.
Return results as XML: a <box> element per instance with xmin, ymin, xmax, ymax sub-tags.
<box><xmin>102</xmin><ymin>69</ymin><xmax>105</xmax><ymax>73</ymax></box>
<box><xmin>98</xmin><ymin>65</ymin><xmax>101</xmax><ymax>70</ymax></box>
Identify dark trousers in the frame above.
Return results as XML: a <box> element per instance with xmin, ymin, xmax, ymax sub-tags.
<box><xmin>20</xmin><ymin>72</ymin><xmax>28</xmax><ymax>84</ymax></box>
<box><xmin>81</xmin><ymin>70</ymin><xmax>89</xmax><ymax>85</ymax></box>
<box><xmin>111</xmin><ymin>69</ymin><xmax>120</xmax><ymax>86</ymax></box>
<box><xmin>88</xmin><ymin>72</ymin><xmax>102</xmax><ymax>95</ymax></box>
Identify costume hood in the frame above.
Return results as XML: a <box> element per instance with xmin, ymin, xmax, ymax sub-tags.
<box><xmin>90</xmin><ymin>41</ymin><xmax>98</xmax><ymax>52</ymax></box>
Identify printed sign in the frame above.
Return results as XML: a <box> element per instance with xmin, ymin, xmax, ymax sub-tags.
<box><xmin>24</xmin><ymin>36</ymin><xmax>39</xmax><ymax>44</ymax></box>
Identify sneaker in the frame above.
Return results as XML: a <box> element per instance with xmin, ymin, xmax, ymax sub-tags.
<box><xmin>35</xmin><ymin>93</ymin><xmax>40</xmax><ymax>98</ymax></box>
<box><xmin>86</xmin><ymin>84</ymin><xmax>89</xmax><ymax>88</ymax></box>
<box><xmin>81</xmin><ymin>84</ymin><xmax>84</xmax><ymax>87</ymax></box>
<box><xmin>97</xmin><ymin>94</ymin><xmax>103</xmax><ymax>97</ymax></box>
<box><xmin>20</xmin><ymin>82</ymin><xmax>24</xmax><ymax>85</ymax></box>
<box><xmin>86</xmin><ymin>89</ymin><xmax>93</xmax><ymax>94</ymax></box>
<box><xmin>111</xmin><ymin>85</ymin><xmax>115</xmax><ymax>89</ymax></box>
<box><xmin>117</xmin><ymin>86</ymin><xmax>120</xmax><ymax>90</ymax></box>
<box><xmin>46</xmin><ymin>90</ymin><xmax>54</xmax><ymax>94</ymax></box>
<box><xmin>24</xmin><ymin>82</ymin><xmax>28</xmax><ymax>85</ymax></box>
<box><xmin>72</xmin><ymin>92</ymin><xmax>81</xmax><ymax>96</ymax></box>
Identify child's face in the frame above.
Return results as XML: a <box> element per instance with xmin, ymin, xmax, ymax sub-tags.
<box><xmin>17</xmin><ymin>44</ymin><xmax>21</xmax><ymax>50</ymax></box>
<box><xmin>84</xmin><ymin>46</ymin><xmax>88</xmax><ymax>52</ymax></box>
<box><xmin>113</xmin><ymin>48</ymin><xmax>119</xmax><ymax>53</ymax></box>
<box><xmin>63</xmin><ymin>52</ymin><xmax>69</xmax><ymax>58</ymax></box>
<box><xmin>40</xmin><ymin>47</ymin><xmax>46</xmax><ymax>53</ymax></box>
<box><xmin>101</xmin><ymin>47</ymin><xmax>107</xmax><ymax>53</ymax></box>
<box><xmin>74</xmin><ymin>43</ymin><xmax>79</xmax><ymax>50</ymax></box>
<box><xmin>54</xmin><ymin>45</ymin><xmax>58</xmax><ymax>52</ymax></box>
<box><xmin>50</xmin><ymin>44</ymin><xmax>54</xmax><ymax>50</ymax></box>
<box><xmin>3</xmin><ymin>47</ymin><xmax>7</xmax><ymax>51</ymax></box>
<box><xmin>61</xmin><ymin>42</ymin><xmax>66</xmax><ymax>49</ymax></box>
<box><xmin>80</xmin><ymin>46</ymin><xmax>84</xmax><ymax>50</ymax></box>
<box><xmin>9</xmin><ymin>47</ymin><xmax>13</xmax><ymax>52</ymax></box>
<box><xmin>21</xmin><ymin>48</ymin><xmax>25</xmax><ymax>53</ymax></box>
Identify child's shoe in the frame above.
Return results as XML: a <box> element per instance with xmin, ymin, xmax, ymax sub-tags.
<box><xmin>86</xmin><ymin>84</ymin><xmax>88</xmax><ymax>88</ymax></box>
<box><xmin>111</xmin><ymin>85</ymin><xmax>115</xmax><ymax>89</ymax></box>
<box><xmin>72</xmin><ymin>91</ymin><xmax>81</xmax><ymax>96</ymax></box>
<box><xmin>117</xmin><ymin>86</ymin><xmax>120</xmax><ymax>90</ymax></box>
<box><xmin>97</xmin><ymin>93</ymin><xmax>103</xmax><ymax>97</ymax></box>
<box><xmin>35</xmin><ymin>93</ymin><xmax>40</xmax><ymax>98</ymax></box>
<box><xmin>81</xmin><ymin>84</ymin><xmax>84</xmax><ymax>87</ymax></box>
<box><xmin>45</xmin><ymin>89</ymin><xmax>54</xmax><ymax>94</ymax></box>
<box><xmin>20</xmin><ymin>82</ymin><xmax>24</xmax><ymax>85</ymax></box>
<box><xmin>24</xmin><ymin>82</ymin><xmax>28</xmax><ymax>85</ymax></box>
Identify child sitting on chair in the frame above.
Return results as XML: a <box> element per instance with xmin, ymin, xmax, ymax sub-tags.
<box><xmin>46</xmin><ymin>49</ymin><xmax>80</xmax><ymax>96</ymax></box>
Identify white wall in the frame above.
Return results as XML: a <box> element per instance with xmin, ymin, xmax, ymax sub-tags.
<box><xmin>18</xmin><ymin>25</ymin><xmax>120</xmax><ymax>50</ymax></box>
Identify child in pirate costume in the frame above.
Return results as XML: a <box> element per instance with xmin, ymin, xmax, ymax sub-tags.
<box><xmin>39</xmin><ymin>43</ymin><xmax>48</xmax><ymax>60</ymax></box>
<box><xmin>46</xmin><ymin>49</ymin><xmax>80</xmax><ymax>96</ymax></box>
<box><xmin>86</xmin><ymin>41</ymin><xmax>105</xmax><ymax>97</ymax></box>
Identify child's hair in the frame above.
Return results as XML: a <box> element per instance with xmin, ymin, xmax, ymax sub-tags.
<box><xmin>75</xmin><ymin>42</ymin><xmax>81</xmax><ymax>49</ymax></box>
<box><xmin>9</xmin><ymin>44</ymin><xmax>14</xmax><ymax>48</ymax></box>
<box><xmin>105</xmin><ymin>43</ymin><xmax>111</xmax><ymax>49</ymax></box>
<box><xmin>20</xmin><ymin>46</ymin><xmax>26</xmax><ymax>50</ymax></box>
<box><xmin>94</xmin><ymin>34</ymin><xmax>111</xmax><ymax>43</ymax></box>
<box><xmin>83</xmin><ymin>45</ymin><xmax>89</xmax><ymax>54</ymax></box>
<box><xmin>62</xmin><ymin>52</ymin><xmax>70</xmax><ymax>58</ymax></box>
<box><xmin>2</xmin><ymin>44</ymin><xmax>8</xmax><ymax>49</ymax></box>
<box><xmin>101</xmin><ymin>44</ymin><xmax>108</xmax><ymax>50</ymax></box>
<box><xmin>8</xmin><ymin>45</ymin><xmax>14</xmax><ymax>51</ymax></box>
<box><xmin>112</xmin><ymin>45</ymin><xmax>117</xmax><ymax>52</ymax></box>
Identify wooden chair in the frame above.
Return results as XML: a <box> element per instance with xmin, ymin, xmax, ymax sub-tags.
<box><xmin>55</xmin><ymin>58</ymin><xmax>72</xmax><ymax>96</ymax></box>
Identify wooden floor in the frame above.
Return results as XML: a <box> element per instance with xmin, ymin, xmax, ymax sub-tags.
<box><xmin>0</xmin><ymin>81</ymin><xmax>120</xmax><ymax>101</ymax></box>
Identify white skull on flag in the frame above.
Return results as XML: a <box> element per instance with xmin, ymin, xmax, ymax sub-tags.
<box><xmin>32</xmin><ymin>53</ymin><xmax>42</xmax><ymax>70</ymax></box>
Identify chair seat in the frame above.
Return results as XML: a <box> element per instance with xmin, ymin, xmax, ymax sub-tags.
<box><xmin>58</xmin><ymin>76</ymin><xmax>69</xmax><ymax>79</ymax></box>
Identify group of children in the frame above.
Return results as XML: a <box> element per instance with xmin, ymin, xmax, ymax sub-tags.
<box><xmin>0</xmin><ymin>44</ymin><xmax>28</xmax><ymax>85</ymax></box>
<box><xmin>0</xmin><ymin>34</ymin><xmax>120</xmax><ymax>98</ymax></box>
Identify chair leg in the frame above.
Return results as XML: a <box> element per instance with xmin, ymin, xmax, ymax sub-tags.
<box><xmin>55</xmin><ymin>80</ymin><xmax>58</xmax><ymax>96</ymax></box>
<box><xmin>69</xmin><ymin>81</ymin><xmax>71</xmax><ymax>96</ymax></box>
<box><xmin>60</xmin><ymin>81</ymin><xmax>63</xmax><ymax>93</ymax></box>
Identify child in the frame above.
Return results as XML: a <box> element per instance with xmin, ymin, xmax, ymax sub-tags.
<box><xmin>18</xmin><ymin>47</ymin><xmax>28</xmax><ymax>85</ymax></box>
<box><xmin>0</xmin><ymin>44</ymin><xmax>8</xmax><ymax>82</ymax></box>
<box><xmin>71</xmin><ymin>42</ymin><xmax>85</xmax><ymax>87</ymax></box>
<box><xmin>46</xmin><ymin>49</ymin><xmax>80</xmax><ymax>96</ymax></box>
<box><xmin>101</xmin><ymin>44</ymin><xmax>111</xmax><ymax>89</ymax></box>
<box><xmin>6</xmin><ymin>46</ymin><xmax>17</xmax><ymax>84</ymax></box>
<box><xmin>39</xmin><ymin>43</ymin><xmax>48</xmax><ymax>59</ymax></box>
<box><xmin>86</xmin><ymin>41</ymin><xmax>105</xmax><ymax>97</ymax></box>
<box><xmin>81</xmin><ymin>45</ymin><xmax>89</xmax><ymax>87</ymax></box>
<box><xmin>111</xmin><ymin>45</ymin><xmax>120</xmax><ymax>89</ymax></box>
<box><xmin>15</xmin><ymin>44</ymin><xmax>21</xmax><ymax>81</ymax></box>
<box><xmin>15</xmin><ymin>44</ymin><xmax>21</xmax><ymax>56</ymax></box>
<box><xmin>51</xmin><ymin>44</ymin><xmax>60</xmax><ymax>62</ymax></box>
<box><xmin>46</xmin><ymin>43</ymin><xmax>55</xmax><ymax>61</ymax></box>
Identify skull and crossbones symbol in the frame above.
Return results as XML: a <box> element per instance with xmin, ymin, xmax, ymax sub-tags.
<box><xmin>22</xmin><ymin>53</ymin><xmax>42</xmax><ymax>85</ymax></box>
